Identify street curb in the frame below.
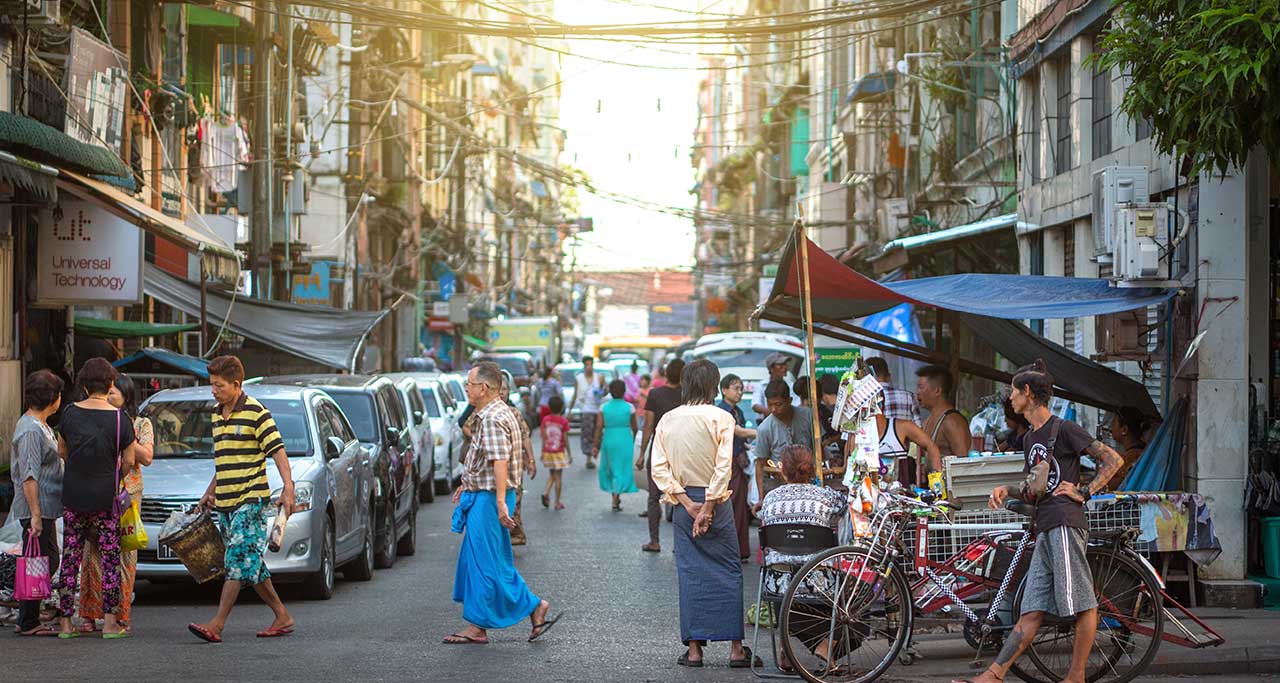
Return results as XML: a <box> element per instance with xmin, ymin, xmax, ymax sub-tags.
<box><xmin>1146</xmin><ymin>646</ymin><xmax>1280</xmax><ymax>677</ymax></box>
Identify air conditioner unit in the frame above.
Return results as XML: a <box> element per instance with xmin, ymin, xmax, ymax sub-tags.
<box><xmin>876</xmin><ymin>198</ymin><xmax>909</xmax><ymax>239</ymax></box>
<box><xmin>1090</xmin><ymin>166</ymin><xmax>1148</xmax><ymax>262</ymax></box>
<box><xmin>1094</xmin><ymin>311</ymin><xmax>1146</xmax><ymax>359</ymax></box>
<box><xmin>1112</xmin><ymin>202</ymin><xmax>1171</xmax><ymax>284</ymax></box>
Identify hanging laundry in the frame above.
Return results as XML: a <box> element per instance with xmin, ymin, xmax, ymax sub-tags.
<box><xmin>201</xmin><ymin>116</ymin><xmax>247</xmax><ymax>194</ymax></box>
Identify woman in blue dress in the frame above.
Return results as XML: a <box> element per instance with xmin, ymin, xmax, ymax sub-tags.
<box><xmin>595</xmin><ymin>380</ymin><xmax>639</xmax><ymax>511</ymax></box>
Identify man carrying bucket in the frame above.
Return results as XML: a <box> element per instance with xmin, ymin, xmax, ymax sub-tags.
<box><xmin>188</xmin><ymin>355</ymin><xmax>296</xmax><ymax>643</ymax></box>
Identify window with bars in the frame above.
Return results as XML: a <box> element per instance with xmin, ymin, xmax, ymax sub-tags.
<box><xmin>1091</xmin><ymin>59</ymin><xmax>1112</xmax><ymax>159</ymax></box>
<box><xmin>1064</xmin><ymin>226</ymin><xmax>1077</xmax><ymax>350</ymax></box>
<box><xmin>1135</xmin><ymin>115</ymin><xmax>1152</xmax><ymax>141</ymax></box>
<box><xmin>1029</xmin><ymin>231</ymin><xmax>1045</xmax><ymax>335</ymax></box>
<box><xmin>1054</xmin><ymin>55</ymin><xmax>1073</xmax><ymax>176</ymax></box>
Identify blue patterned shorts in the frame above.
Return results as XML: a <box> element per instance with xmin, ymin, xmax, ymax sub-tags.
<box><xmin>219</xmin><ymin>501</ymin><xmax>271</xmax><ymax>586</ymax></box>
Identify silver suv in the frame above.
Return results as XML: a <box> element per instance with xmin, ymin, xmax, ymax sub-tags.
<box><xmin>136</xmin><ymin>384</ymin><xmax>379</xmax><ymax>599</ymax></box>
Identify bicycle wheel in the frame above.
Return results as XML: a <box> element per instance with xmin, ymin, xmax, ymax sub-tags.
<box><xmin>1012</xmin><ymin>547</ymin><xmax>1165</xmax><ymax>683</ymax></box>
<box><xmin>779</xmin><ymin>545</ymin><xmax>913</xmax><ymax>683</ymax></box>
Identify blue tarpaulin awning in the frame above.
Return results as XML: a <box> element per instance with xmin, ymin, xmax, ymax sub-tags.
<box><xmin>846</xmin><ymin>71</ymin><xmax>896</xmax><ymax>104</ymax></box>
<box><xmin>113</xmin><ymin>347</ymin><xmax>210</xmax><ymax>379</ymax></box>
<box><xmin>759</xmin><ymin>232</ymin><xmax>1171</xmax><ymax>417</ymax></box>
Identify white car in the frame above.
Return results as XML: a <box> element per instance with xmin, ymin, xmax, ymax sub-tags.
<box><xmin>386</xmin><ymin>373</ymin><xmax>464</xmax><ymax>495</ymax></box>
<box><xmin>384</xmin><ymin>376</ymin><xmax>438</xmax><ymax>503</ymax></box>
<box><xmin>691</xmin><ymin>333</ymin><xmax>804</xmax><ymax>409</ymax></box>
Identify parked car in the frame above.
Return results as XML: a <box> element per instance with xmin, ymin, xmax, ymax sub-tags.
<box><xmin>690</xmin><ymin>333</ymin><xmax>804</xmax><ymax>408</ymax></box>
<box><xmin>439</xmin><ymin>373</ymin><xmax>468</xmax><ymax>415</ymax></box>
<box><xmin>480</xmin><ymin>353</ymin><xmax>538</xmax><ymax>425</ymax></box>
<box><xmin>557</xmin><ymin>362</ymin><xmax>617</xmax><ymax>430</ymax></box>
<box><xmin>136</xmin><ymin>384</ymin><xmax>378</xmax><ymax>599</ymax></box>
<box><xmin>384</xmin><ymin>372</ymin><xmax>463</xmax><ymax>495</ymax></box>
<box><xmin>385</xmin><ymin>375</ymin><xmax>437</xmax><ymax>503</ymax></box>
<box><xmin>254</xmin><ymin>375</ymin><xmax>419</xmax><ymax>569</ymax></box>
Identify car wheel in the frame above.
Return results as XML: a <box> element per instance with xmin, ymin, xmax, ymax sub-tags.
<box><xmin>374</xmin><ymin>497</ymin><xmax>397</xmax><ymax>569</ymax></box>
<box><xmin>302</xmin><ymin>517</ymin><xmax>336</xmax><ymax>600</ymax></box>
<box><xmin>397</xmin><ymin>489</ymin><xmax>418</xmax><ymax>556</ymax></box>
<box><xmin>343</xmin><ymin>506</ymin><xmax>375</xmax><ymax>582</ymax></box>
<box><xmin>420</xmin><ymin>464</ymin><xmax>435</xmax><ymax>503</ymax></box>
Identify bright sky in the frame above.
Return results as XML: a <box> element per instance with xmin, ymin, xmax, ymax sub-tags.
<box><xmin>552</xmin><ymin>1</ymin><xmax>701</xmax><ymax>271</ymax></box>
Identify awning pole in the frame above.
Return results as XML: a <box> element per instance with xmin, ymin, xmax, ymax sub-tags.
<box><xmin>794</xmin><ymin>208</ymin><xmax>824</xmax><ymax>482</ymax></box>
<box><xmin>199</xmin><ymin>257</ymin><xmax>209</xmax><ymax>356</ymax></box>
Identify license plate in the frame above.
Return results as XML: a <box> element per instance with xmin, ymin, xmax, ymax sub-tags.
<box><xmin>157</xmin><ymin>543</ymin><xmax>178</xmax><ymax>560</ymax></box>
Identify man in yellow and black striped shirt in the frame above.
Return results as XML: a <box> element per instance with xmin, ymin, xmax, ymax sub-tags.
<box><xmin>190</xmin><ymin>355</ymin><xmax>296</xmax><ymax>643</ymax></box>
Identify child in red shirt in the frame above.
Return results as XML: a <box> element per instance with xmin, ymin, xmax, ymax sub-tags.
<box><xmin>540</xmin><ymin>395</ymin><xmax>572</xmax><ymax>510</ymax></box>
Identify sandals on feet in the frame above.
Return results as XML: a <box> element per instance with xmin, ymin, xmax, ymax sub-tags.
<box><xmin>442</xmin><ymin>632</ymin><xmax>489</xmax><ymax>645</ymax></box>
<box><xmin>729</xmin><ymin>646</ymin><xmax>763</xmax><ymax>669</ymax></box>
<box><xmin>677</xmin><ymin>651</ymin><xmax>704</xmax><ymax>668</ymax></box>
<box><xmin>528</xmin><ymin>612</ymin><xmax>563</xmax><ymax>642</ymax></box>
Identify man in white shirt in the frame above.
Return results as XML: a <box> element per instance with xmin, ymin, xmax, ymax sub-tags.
<box><xmin>570</xmin><ymin>355</ymin><xmax>607</xmax><ymax>469</ymax></box>
<box><xmin>750</xmin><ymin>352</ymin><xmax>799</xmax><ymax>417</ymax></box>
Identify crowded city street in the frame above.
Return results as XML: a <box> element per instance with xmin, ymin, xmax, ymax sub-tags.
<box><xmin>5</xmin><ymin>434</ymin><xmax>1280</xmax><ymax>683</ymax></box>
<box><xmin>4</xmin><ymin>0</ymin><xmax>1280</xmax><ymax>681</ymax></box>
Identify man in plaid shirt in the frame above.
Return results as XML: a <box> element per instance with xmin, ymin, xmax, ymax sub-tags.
<box><xmin>445</xmin><ymin>361</ymin><xmax>560</xmax><ymax>645</ymax></box>
<box><xmin>866</xmin><ymin>357</ymin><xmax>921</xmax><ymax>425</ymax></box>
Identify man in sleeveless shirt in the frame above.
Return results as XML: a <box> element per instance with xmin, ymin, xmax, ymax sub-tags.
<box><xmin>916</xmin><ymin>365</ymin><xmax>970</xmax><ymax>458</ymax></box>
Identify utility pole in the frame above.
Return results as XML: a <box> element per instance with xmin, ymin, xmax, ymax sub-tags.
<box><xmin>343</xmin><ymin>35</ymin><xmax>364</xmax><ymax>311</ymax></box>
<box><xmin>252</xmin><ymin>0</ymin><xmax>274</xmax><ymax>299</ymax></box>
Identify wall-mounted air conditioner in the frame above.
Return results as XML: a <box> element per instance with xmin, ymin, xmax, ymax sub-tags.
<box><xmin>1112</xmin><ymin>202</ymin><xmax>1172</xmax><ymax>285</ymax></box>
<box><xmin>1091</xmin><ymin>166</ymin><xmax>1148</xmax><ymax>262</ymax></box>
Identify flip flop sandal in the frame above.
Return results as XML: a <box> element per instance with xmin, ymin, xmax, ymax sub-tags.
<box><xmin>256</xmin><ymin>626</ymin><xmax>295</xmax><ymax>638</ymax></box>
<box><xmin>729</xmin><ymin>646</ymin><xmax>764</xmax><ymax>669</ymax></box>
<box><xmin>103</xmin><ymin>631</ymin><xmax>132</xmax><ymax>640</ymax></box>
<box><xmin>528</xmin><ymin>612</ymin><xmax>563</xmax><ymax>642</ymax></box>
<box><xmin>541</xmin><ymin>494</ymin><xmax>550</xmax><ymax>508</ymax></box>
<box><xmin>57</xmin><ymin>632</ymin><xmax>80</xmax><ymax>640</ymax></box>
<box><xmin>677</xmin><ymin>652</ymin><xmax>704</xmax><ymax>668</ymax></box>
<box><xmin>187</xmin><ymin>623</ymin><xmax>222</xmax><ymax>643</ymax></box>
<box><xmin>442</xmin><ymin>633</ymin><xmax>489</xmax><ymax>645</ymax></box>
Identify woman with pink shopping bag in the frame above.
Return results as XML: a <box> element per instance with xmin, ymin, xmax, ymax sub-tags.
<box><xmin>10</xmin><ymin>369</ymin><xmax>65</xmax><ymax>636</ymax></box>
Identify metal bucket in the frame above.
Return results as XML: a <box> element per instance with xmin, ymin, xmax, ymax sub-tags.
<box><xmin>160</xmin><ymin>512</ymin><xmax>225</xmax><ymax>584</ymax></box>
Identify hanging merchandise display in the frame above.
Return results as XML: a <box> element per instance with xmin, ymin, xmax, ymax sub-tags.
<box><xmin>198</xmin><ymin>115</ymin><xmax>249</xmax><ymax>195</ymax></box>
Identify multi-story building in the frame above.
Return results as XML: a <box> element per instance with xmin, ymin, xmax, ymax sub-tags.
<box><xmin>1010</xmin><ymin>0</ymin><xmax>1276</xmax><ymax>598</ymax></box>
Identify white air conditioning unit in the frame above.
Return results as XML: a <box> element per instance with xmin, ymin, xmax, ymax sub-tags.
<box><xmin>1091</xmin><ymin>166</ymin><xmax>1148</xmax><ymax>262</ymax></box>
<box><xmin>876</xmin><ymin>198</ymin><xmax>909</xmax><ymax>239</ymax></box>
<box><xmin>1112</xmin><ymin>202</ymin><xmax>1171</xmax><ymax>285</ymax></box>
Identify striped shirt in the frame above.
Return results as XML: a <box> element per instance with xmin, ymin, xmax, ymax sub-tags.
<box><xmin>212</xmin><ymin>394</ymin><xmax>284</xmax><ymax>511</ymax></box>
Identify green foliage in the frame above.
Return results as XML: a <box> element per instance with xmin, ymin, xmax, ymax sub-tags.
<box><xmin>1087</xmin><ymin>0</ymin><xmax>1280</xmax><ymax>175</ymax></box>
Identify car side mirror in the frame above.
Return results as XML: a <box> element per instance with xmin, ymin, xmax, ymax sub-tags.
<box><xmin>386</xmin><ymin>426</ymin><xmax>401</xmax><ymax>443</ymax></box>
<box><xmin>325</xmin><ymin>436</ymin><xmax>344</xmax><ymax>460</ymax></box>
<box><xmin>413</xmin><ymin>410</ymin><xmax>424</xmax><ymax>423</ymax></box>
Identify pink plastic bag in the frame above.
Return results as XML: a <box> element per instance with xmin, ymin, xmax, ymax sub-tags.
<box><xmin>16</xmin><ymin>530</ymin><xmax>51</xmax><ymax>602</ymax></box>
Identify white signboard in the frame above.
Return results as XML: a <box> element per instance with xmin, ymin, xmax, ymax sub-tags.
<box><xmin>432</xmin><ymin>301</ymin><xmax>452</xmax><ymax>318</ymax></box>
<box><xmin>37</xmin><ymin>201</ymin><xmax>143</xmax><ymax>305</ymax></box>
<box><xmin>757</xmin><ymin>276</ymin><xmax>788</xmax><ymax>331</ymax></box>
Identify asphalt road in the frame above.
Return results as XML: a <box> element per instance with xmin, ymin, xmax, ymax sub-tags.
<box><xmin>3</xmin><ymin>435</ymin><xmax>1269</xmax><ymax>682</ymax></box>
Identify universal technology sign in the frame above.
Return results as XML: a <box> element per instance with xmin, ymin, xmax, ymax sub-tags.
<box><xmin>37</xmin><ymin>201</ymin><xmax>143</xmax><ymax>305</ymax></box>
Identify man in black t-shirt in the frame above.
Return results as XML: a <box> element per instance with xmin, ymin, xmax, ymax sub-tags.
<box><xmin>636</xmin><ymin>359</ymin><xmax>684</xmax><ymax>552</ymax></box>
<box><xmin>964</xmin><ymin>361</ymin><xmax>1124</xmax><ymax>683</ymax></box>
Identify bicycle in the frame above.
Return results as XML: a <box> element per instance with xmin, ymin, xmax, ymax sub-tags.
<box><xmin>774</xmin><ymin>486</ymin><xmax>1170</xmax><ymax>683</ymax></box>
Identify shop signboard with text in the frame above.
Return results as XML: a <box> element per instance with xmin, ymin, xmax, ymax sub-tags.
<box><xmin>37</xmin><ymin>201</ymin><xmax>143</xmax><ymax>305</ymax></box>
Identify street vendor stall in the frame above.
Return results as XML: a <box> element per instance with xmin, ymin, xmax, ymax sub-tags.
<box><xmin>753</xmin><ymin>223</ymin><xmax>1219</xmax><ymax>601</ymax></box>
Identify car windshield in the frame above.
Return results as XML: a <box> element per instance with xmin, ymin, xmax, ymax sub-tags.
<box><xmin>328</xmin><ymin>391</ymin><xmax>378</xmax><ymax>443</ymax></box>
<box><xmin>485</xmin><ymin>356</ymin><xmax>530</xmax><ymax>377</ymax></box>
<box><xmin>695</xmin><ymin>347</ymin><xmax>797</xmax><ymax>370</ymax></box>
<box><xmin>444</xmin><ymin>380</ymin><xmax>466</xmax><ymax>402</ymax></box>
<box><xmin>144</xmin><ymin>398</ymin><xmax>311</xmax><ymax>458</ymax></box>
<box><xmin>418</xmin><ymin>387</ymin><xmax>443</xmax><ymax>418</ymax></box>
<box><xmin>559</xmin><ymin>367</ymin><xmax>616</xmax><ymax>385</ymax></box>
